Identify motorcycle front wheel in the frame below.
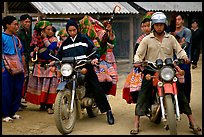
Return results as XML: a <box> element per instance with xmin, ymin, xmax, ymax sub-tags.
<box><xmin>54</xmin><ymin>89</ymin><xmax>77</xmax><ymax>135</ymax></box>
<box><xmin>165</xmin><ymin>94</ymin><xmax>177</xmax><ymax>135</ymax></box>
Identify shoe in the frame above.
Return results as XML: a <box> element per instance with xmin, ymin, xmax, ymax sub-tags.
<box><xmin>21</xmin><ymin>103</ymin><xmax>27</xmax><ymax>107</ymax></box>
<box><xmin>106</xmin><ymin>110</ymin><xmax>114</xmax><ymax>125</ymax></box>
<box><xmin>11</xmin><ymin>114</ymin><xmax>22</xmax><ymax>119</ymax></box>
<box><xmin>2</xmin><ymin>117</ymin><xmax>13</xmax><ymax>123</ymax></box>
<box><xmin>189</xmin><ymin>123</ymin><xmax>201</xmax><ymax>135</ymax></box>
<box><xmin>47</xmin><ymin>108</ymin><xmax>54</xmax><ymax>114</ymax></box>
<box><xmin>130</xmin><ymin>128</ymin><xmax>139</xmax><ymax>135</ymax></box>
<box><xmin>21</xmin><ymin>98</ymin><xmax>27</xmax><ymax>103</ymax></box>
<box><xmin>192</xmin><ymin>65</ymin><xmax>197</xmax><ymax>69</ymax></box>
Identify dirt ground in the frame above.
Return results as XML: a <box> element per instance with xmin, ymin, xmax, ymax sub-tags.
<box><xmin>2</xmin><ymin>56</ymin><xmax>202</xmax><ymax>135</ymax></box>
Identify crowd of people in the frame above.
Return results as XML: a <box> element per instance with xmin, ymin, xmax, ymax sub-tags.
<box><xmin>2</xmin><ymin>14</ymin><xmax>117</xmax><ymax>125</ymax></box>
<box><xmin>2</xmin><ymin>11</ymin><xmax>202</xmax><ymax>135</ymax></box>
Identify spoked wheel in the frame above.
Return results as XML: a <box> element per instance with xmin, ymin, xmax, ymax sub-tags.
<box><xmin>54</xmin><ymin>89</ymin><xmax>76</xmax><ymax>135</ymax></box>
<box><xmin>165</xmin><ymin>94</ymin><xmax>177</xmax><ymax>135</ymax></box>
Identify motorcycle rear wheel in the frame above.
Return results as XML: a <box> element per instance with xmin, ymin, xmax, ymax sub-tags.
<box><xmin>165</xmin><ymin>94</ymin><xmax>177</xmax><ymax>135</ymax></box>
<box><xmin>54</xmin><ymin>89</ymin><xmax>77</xmax><ymax>135</ymax></box>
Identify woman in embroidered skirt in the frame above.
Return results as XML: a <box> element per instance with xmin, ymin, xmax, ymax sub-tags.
<box><xmin>25</xmin><ymin>20</ymin><xmax>59</xmax><ymax>114</ymax></box>
<box><xmin>98</xmin><ymin>20</ymin><xmax>118</xmax><ymax>97</ymax></box>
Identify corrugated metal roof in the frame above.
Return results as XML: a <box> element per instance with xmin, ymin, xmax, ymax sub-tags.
<box><xmin>30</xmin><ymin>2</ymin><xmax>139</xmax><ymax>15</ymax></box>
<box><xmin>135</xmin><ymin>2</ymin><xmax>202</xmax><ymax>12</ymax></box>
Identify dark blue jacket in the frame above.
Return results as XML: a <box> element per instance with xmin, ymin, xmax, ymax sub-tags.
<box><xmin>57</xmin><ymin>33</ymin><xmax>99</xmax><ymax>60</ymax></box>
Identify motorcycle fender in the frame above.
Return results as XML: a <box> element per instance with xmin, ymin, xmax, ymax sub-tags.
<box><xmin>157</xmin><ymin>86</ymin><xmax>163</xmax><ymax>96</ymax></box>
<box><xmin>163</xmin><ymin>83</ymin><xmax>174</xmax><ymax>94</ymax></box>
<box><xmin>57</xmin><ymin>81</ymin><xmax>67</xmax><ymax>91</ymax></box>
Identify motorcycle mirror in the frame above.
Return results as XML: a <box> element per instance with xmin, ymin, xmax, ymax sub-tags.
<box><xmin>165</xmin><ymin>58</ymin><xmax>173</xmax><ymax>66</ymax></box>
<box><xmin>156</xmin><ymin>59</ymin><xmax>163</xmax><ymax>68</ymax></box>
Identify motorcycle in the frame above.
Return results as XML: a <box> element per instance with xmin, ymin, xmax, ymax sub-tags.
<box><xmin>135</xmin><ymin>58</ymin><xmax>186</xmax><ymax>135</ymax></box>
<box><xmin>48</xmin><ymin>51</ymin><xmax>100</xmax><ymax>135</ymax></box>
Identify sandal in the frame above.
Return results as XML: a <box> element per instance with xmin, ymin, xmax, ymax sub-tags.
<box><xmin>189</xmin><ymin>123</ymin><xmax>201</xmax><ymax>135</ymax></box>
<box><xmin>130</xmin><ymin>128</ymin><xmax>139</xmax><ymax>135</ymax></box>
<box><xmin>47</xmin><ymin>108</ymin><xmax>54</xmax><ymax>114</ymax></box>
<box><xmin>2</xmin><ymin>117</ymin><xmax>13</xmax><ymax>123</ymax></box>
<box><xmin>11</xmin><ymin>114</ymin><xmax>22</xmax><ymax>119</ymax></box>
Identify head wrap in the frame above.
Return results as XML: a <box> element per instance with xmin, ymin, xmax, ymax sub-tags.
<box><xmin>58</xmin><ymin>28</ymin><xmax>68</xmax><ymax>37</ymax></box>
<box><xmin>34</xmin><ymin>20</ymin><xmax>52</xmax><ymax>32</ymax></box>
<box><xmin>31</xmin><ymin>21</ymin><xmax>52</xmax><ymax>48</ymax></box>
<box><xmin>66</xmin><ymin>19</ymin><xmax>78</xmax><ymax>33</ymax></box>
<box><xmin>142</xmin><ymin>12</ymin><xmax>154</xmax><ymax>20</ymax></box>
<box><xmin>19</xmin><ymin>14</ymin><xmax>32</xmax><ymax>21</ymax></box>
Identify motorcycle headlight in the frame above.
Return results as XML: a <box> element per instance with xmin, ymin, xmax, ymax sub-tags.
<box><xmin>61</xmin><ymin>63</ymin><xmax>73</xmax><ymax>76</ymax></box>
<box><xmin>159</xmin><ymin>66</ymin><xmax>175</xmax><ymax>82</ymax></box>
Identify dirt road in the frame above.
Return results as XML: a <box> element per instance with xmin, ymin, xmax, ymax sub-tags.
<box><xmin>2</xmin><ymin>56</ymin><xmax>202</xmax><ymax>135</ymax></box>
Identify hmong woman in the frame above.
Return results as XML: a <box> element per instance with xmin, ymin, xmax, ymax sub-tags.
<box><xmin>79</xmin><ymin>16</ymin><xmax>118</xmax><ymax>96</ymax></box>
<box><xmin>25</xmin><ymin>20</ymin><xmax>59</xmax><ymax>114</ymax></box>
<box><xmin>98</xmin><ymin>20</ymin><xmax>118</xmax><ymax>96</ymax></box>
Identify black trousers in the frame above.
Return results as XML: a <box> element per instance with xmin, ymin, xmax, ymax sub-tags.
<box><xmin>178</xmin><ymin>63</ymin><xmax>192</xmax><ymax>103</ymax></box>
<box><xmin>176</xmin><ymin>81</ymin><xmax>192</xmax><ymax>115</ymax></box>
<box><xmin>85</xmin><ymin>64</ymin><xmax>111</xmax><ymax>113</ymax></box>
<box><xmin>191</xmin><ymin>47</ymin><xmax>201</xmax><ymax>66</ymax></box>
<box><xmin>135</xmin><ymin>77</ymin><xmax>154</xmax><ymax>116</ymax></box>
<box><xmin>100</xmin><ymin>82</ymin><xmax>112</xmax><ymax>95</ymax></box>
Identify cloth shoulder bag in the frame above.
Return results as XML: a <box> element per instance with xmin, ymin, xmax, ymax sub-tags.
<box><xmin>3</xmin><ymin>36</ymin><xmax>24</xmax><ymax>75</ymax></box>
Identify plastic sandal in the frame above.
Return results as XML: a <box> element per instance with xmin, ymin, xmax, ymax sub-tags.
<box><xmin>47</xmin><ymin>108</ymin><xmax>54</xmax><ymax>114</ymax></box>
<box><xmin>2</xmin><ymin>117</ymin><xmax>13</xmax><ymax>123</ymax></box>
<box><xmin>130</xmin><ymin>128</ymin><xmax>139</xmax><ymax>135</ymax></box>
<box><xmin>11</xmin><ymin>114</ymin><xmax>22</xmax><ymax>119</ymax></box>
<box><xmin>189</xmin><ymin>123</ymin><xmax>201</xmax><ymax>135</ymax></box>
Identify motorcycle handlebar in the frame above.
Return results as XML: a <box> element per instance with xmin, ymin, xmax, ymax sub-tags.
<box><xmin>133</xmin><ymin>58</ymin><xmax>187</xmax><ymax>67</ymax></box>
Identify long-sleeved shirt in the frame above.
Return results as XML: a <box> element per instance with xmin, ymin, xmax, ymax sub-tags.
<box><xmin>134</xmin><ymin>32</ymin><xmax>187</xmax><ymax>63</ymax></box>
<box><xmin>2</xmin><ymin>32</ymin><xmax>24</xmax><ymax>68</ymax></box>
<box><xmin>175</xmin><ymin>27</ymin><xmax>192</xmax><ymax>59</ymax></box>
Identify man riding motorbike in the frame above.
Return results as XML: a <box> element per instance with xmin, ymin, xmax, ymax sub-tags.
<box><xmin>130</xmin><ymin>12</ymin><xmax>201</xmax><ymax>135</ymax></box>
<box><xmin>50</xmin><ymin>19</ymin><xmax>115</xmax><ymax>125</ymax></box>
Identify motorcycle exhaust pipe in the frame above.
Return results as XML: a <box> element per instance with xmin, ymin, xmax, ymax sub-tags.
<box><xmin>81</xmin><ymin>97</ymin><xmax>94</xmax><ymax>107</ymax></box>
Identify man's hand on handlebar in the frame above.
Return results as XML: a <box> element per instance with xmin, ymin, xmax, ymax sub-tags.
<box><xmin>183</xmin><ymin>57</ymin><xmax>190</xmax><ymax>64</ymax></box>
<box><xmin>133</xmin><ymin>61</ymin><xmax>141</xmax><ymax>67</ymax></box>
